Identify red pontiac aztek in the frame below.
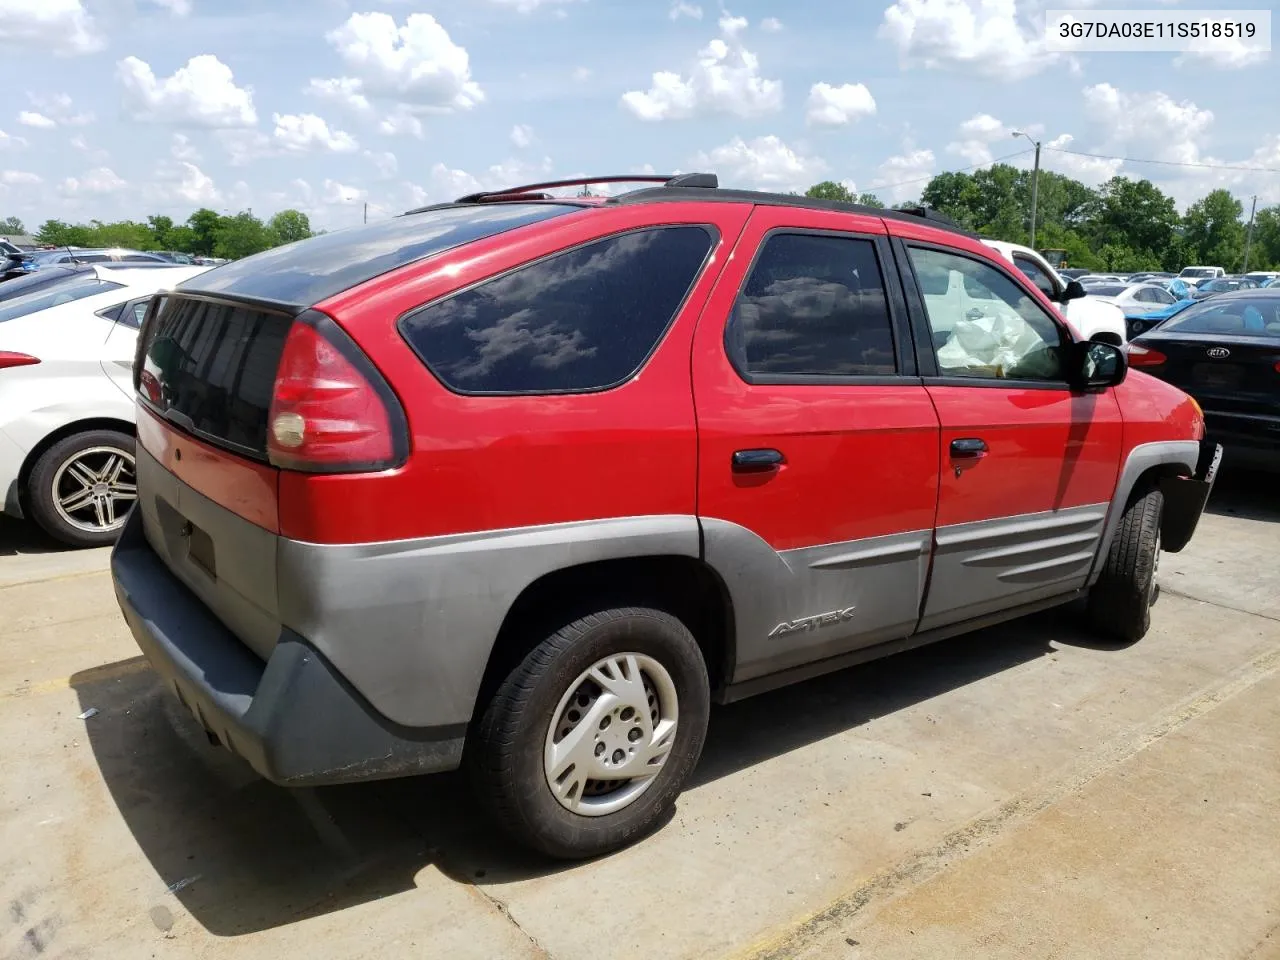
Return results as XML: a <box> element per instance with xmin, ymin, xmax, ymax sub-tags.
<box><xmin>112</xmin><ymin>174</ymin><xmax>1220</xmax><ymax>859</ymax></box>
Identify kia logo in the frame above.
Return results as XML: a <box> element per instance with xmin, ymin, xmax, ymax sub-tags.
<box><xmin>1206</xmin><ymin>347</ymin><xmax>1230</xmax><ymax>359</ymax></box>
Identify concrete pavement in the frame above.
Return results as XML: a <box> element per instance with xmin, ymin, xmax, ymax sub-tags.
<box><xmin>1</xmin><ymin>469</ymin><xmax>1277</xmax><ymax>960</ymax></box>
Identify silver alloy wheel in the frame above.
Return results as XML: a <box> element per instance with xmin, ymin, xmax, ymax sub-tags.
<box><xmin>51</xmin><ymin>446</ymin><xmax>137</xmax><ymax>534</ymax></box>
<box><xmin>543</xmin><ymin>653</ymin><xmax>679</xmax><ymax>817</ymax></box>
<box><xmin>1148</xmin><ymin>529</ymin><xmax>1162</xmax><ymax>606</ymax></box>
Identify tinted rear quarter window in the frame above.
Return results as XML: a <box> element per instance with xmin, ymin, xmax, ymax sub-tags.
<box><xmin>727</xmin><ymin>232</ymin><xmax>897</xmax><ymax>378</ymax></box>
<box><xmin>139</xmin><ymin>297</ymin><xmax>292</xmax><ymax>457</ymax></box>
<box><xmin>400</xmin><ymin>226</ymin><xmax>715</xmax><ymax>394</ymax></box>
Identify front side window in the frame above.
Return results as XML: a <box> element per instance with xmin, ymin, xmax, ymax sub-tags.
<box><xmin>401</xmin><ymin>226</ymin><xmax>714</xmax><ymax>394</ymax></box>
<box><xmin>909</xmin><ymin>246</ymin><xmax>1065</xmax><ymax>381</ymax></box>
<box><xmin>726</xmin><ymin>233</ymin><xmax>896</xmax><ymax>378</ymax></box>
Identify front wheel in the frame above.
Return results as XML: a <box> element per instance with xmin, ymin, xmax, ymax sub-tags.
<box><xmin>470</xmin><ymin>607</ymin><xmax>710</xmax><ymax>859</ymax></box>
<box><xmin>26</xmin><ymin>429</ymin><xmax>137</xmax><ymax>548</ymax></box>
<box><xmin>1088</xmin><ymin>487</ymin><xmax>1163</xmax><ymax>642</ymax></box>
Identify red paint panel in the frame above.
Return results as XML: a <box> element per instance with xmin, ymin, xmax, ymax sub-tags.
<box><xmin>691</xmin><ymin>205</ymin><xmax>940</xmax><ymax>552</ymax></box>
<box><xmin>1115</xmin><ymin>370</ymin><xmax>1206</xmax><ymax>449</ymax></box>
<box><xmin>278</xmin><ymin>202</ymin><xmax>754</xmax><ymax>544</ymax></box>
<box><xmin>926</xmin><ymin>385</ymin><xmax>1124</xmax><ymax>527</ymax></box>
<box><xmin>135</xmin><ymin>405</ymin><xmax>280</xmax><ymax>532</ymax></box>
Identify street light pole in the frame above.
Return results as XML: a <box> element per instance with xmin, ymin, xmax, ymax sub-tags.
<box><xmin>1012</xmin><ymin>131</ymin><xmax>1041</xmax><ymax>251</ymax></box>
<box><xmin>1243</xmin><ymin>195</ymin><xmax>1258</xmax><ymax>273</ymax></box>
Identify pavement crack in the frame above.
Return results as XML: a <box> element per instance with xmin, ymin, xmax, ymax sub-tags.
<box><xmin>735</xmin><ymin>641</ymin><xmax>1280</xmax><ymax>960</ymax></box>
<box><xmin>470</xmin><ymin>886</ymin><xmax>552</xmax><ymax>959</ymax></box>
<box><xmin>1159</xmin><ymin>586</ymin><xmax>1280</xmax><ymax>624</ymax></box>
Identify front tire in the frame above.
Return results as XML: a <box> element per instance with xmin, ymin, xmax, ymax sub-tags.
<box><xmin>26</xmin><ymin>430</ymin><xmax>137</xmax><ymax>548</ymax></box>
<box><xmin>1088</xmin><ymin>487</ymin><xmax>1163</xmax><ymax>643</ymax></box>
<box><xmin>470</xmin><ymin>607</ymin><xmax>710</xmax><ymax>859</ymax></box>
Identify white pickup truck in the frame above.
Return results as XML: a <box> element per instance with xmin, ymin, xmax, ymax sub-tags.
<box><xmin>1178</xmin><ymin>266</ymin><xmax>1225</xmax><ymax>287</ymax></box>
<box><xmin>981</xmin><ymin>240</ymin><xmax>1128</xmax><ymax>344</ymax></box>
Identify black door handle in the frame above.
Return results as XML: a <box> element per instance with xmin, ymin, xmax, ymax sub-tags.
<box><xmin>732</xmin><ymin>448</ymin><xmax>785</xmax><ymax>472</ymax></box>
<box><xmin>950</xmin><ymin>438</ymin><xmax>988</xmax><ymax>458</ymax></box>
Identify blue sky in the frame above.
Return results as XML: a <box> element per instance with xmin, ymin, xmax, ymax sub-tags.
<box><xmin>0</xmin><ymin>0</ymin><xmax>1274</xmax><ymax>231</ymax></box>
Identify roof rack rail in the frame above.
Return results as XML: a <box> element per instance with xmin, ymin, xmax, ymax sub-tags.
<box><xmin>894</xmin><ymin>204</ymin><xmax>964</xmax><ymax>231</ymax></box>
<box><xmin>452</xmin><ymin>172</ymin><xmax>718</xmax><ymax>204</ymax></box>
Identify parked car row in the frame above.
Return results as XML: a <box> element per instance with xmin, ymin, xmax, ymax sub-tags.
<box><xmin>0</xmin><ymin>247</ymin><xmax>227</xmax><ymax>282</ymax></box>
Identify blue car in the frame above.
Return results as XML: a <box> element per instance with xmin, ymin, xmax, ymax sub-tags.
<box><xmin>1122</xmin><ymin>278</ymin><xmax>1197</xmax><ymax>337</ymax></box>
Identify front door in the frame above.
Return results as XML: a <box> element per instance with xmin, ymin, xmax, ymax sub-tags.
<box><xmin>692</xmin><ymin>207</ymin><xmax>941</xmax><ymax>683</ymax></box>
<box><xmin>896</xmin><ymin>238</ymin><xmax>1124</xmax><ymax>632</ymax></box>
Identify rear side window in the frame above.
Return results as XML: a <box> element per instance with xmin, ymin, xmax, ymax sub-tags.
<box><xmin>726</xmin><ymin>232</ymin><xmax>897</xmax><ymax>378</ymax></box>
<box><xmin>401</xmin><ymin>226</ymin><xmax>715</xmax><ymax>394</ymax></box>
<box><xmin>138</xmin><ymin>296</ymin><xmax>292</xmax><ymax>458</ymax></box>
<box><xmin>0</xmin><ymin>277</ymin><xmax>123</xmax><ymax>323</ymax></box>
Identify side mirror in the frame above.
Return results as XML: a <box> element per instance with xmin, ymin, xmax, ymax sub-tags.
<box><xmin>1071</xmin><ymin>340</ymin><xmax>1127</xmax><ymax>392</ymax></box>
<box><xmin>1060</xmin><ymin>279</ymin><xmax>1087</xmax><ymax>302</ymax></box>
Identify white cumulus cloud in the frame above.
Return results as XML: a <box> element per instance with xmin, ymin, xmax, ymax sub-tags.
<box><xmin>18</xmin><ymin>112</ymin><xmax>55</xmax><ymax>130</ymax></box>
<box><xmin>272</xmin><ymin>113</ymin><xmax>358</xmax><ymax>153</ymax></box>
<box><xmin>622</xmin><ymin>15</ymin><xmax>782</xmax><ymax>121</ymax></box>
<box><xmin>322</xmin><ymin>13</ymin><xmax>483</xmax><ymax>113</ymax></box>
<box><xmin>147</xmin><ymin>0</ymin><xmax>192</xmax><ymax>15</ymax></box>
<box><xmin>879</xmin><ymin>0</ymin><xmax>1067</xmax><ymax>80</ymax></box>
<box><xmin>306</xmin><ymin>77</ymin><xmax>373</xmax><ymax>114</ymax></box>
<box><xmin>692</xmin><ymin>134</ymin><xmax>824</xmax><ymax>191</ymax></box>
<box><xmin>365</xmin><ymin>150</ymin><xmax>398</xmax><ymax>178</ymax></box>
<box><xmin>378</xmin><ymin>106</ymin><xmax>425</xmax><ymax>139</ymax></box>
<box><xmin>871</xmin><ymin>146</ymin><xmax>937</xmax><ymax>203</ymax></box>
<box><xmin>669</xmin><ymin>2</ymin><xmax>702</xmax><ymax>20</ymax></box>
<box><xmin>510</xmin><ymin>123</ymin><xmax>534</xmax><ymax>148</ymax></box>
<box><xmin>1</xmin><ymin>170</ymin><xmax>41</xmax><ymax>186</ymax></box>
<box><xmin>806</xmin><ymin>82</ymin><xmax>875</xmax><ymax>127</ymax></box>
<box><xmin>118</xmin><ymin>55</ymin><xmax>258</xmax><ymax>127</ymax></box>
<box><xmin>760</xmin><ymin>17</ymin><xmax>782</xmax><ymax>31</ymax></box>
<box><xmin>0</xmin><ymin>0</ymin><xmax>103</xmax><ymax>57</ymax></box>
<box><xmin>1081</xmin><ymin>82</ymin><xmax>1212</xmax><ymax>166</ymax></box>
<box><xmin>61</xmin><ymin>166</ymin><xmax>126</xmax><ymax>196</ymax></box>
<box><xmin>945</xmin><ymin>112</ymin><xmax>1041</xmax><ymax>166</ymax></box>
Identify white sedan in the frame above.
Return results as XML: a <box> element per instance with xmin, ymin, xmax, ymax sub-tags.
<box><xmin>0</xmin><ymin>264</ymin><xmax>208</xmax><ymax>546</ymax></box>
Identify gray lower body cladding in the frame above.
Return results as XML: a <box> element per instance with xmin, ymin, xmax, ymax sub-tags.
<box><xmin>112</xmin><ymin>509</ymin><xmax>466</xmax><ymax>786</ymax></box>
<box><xmin>111</xmin><ymin>438</ymin><xmax>1211</xmax><ymax>786</ymax></box>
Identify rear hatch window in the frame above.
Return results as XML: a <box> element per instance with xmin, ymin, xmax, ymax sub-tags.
<box><xmin>138</xmin><ymin>296</ymin><xmax>292</xmax><ymax>459</ymax></box>
<box><xmin>179</xmin><ymin>202</ymin><xmax>580</xmax><ymax>308</ymax></box>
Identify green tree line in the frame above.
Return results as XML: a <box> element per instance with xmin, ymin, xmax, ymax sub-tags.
<box><xmin>20</xmin><ymin>208</ymin><xmax>314</xmax><ymax>261</ymax></box>
<box><xmin>805</xmin><ymin>174</ymin><xmax>1279</xmax><ymax>272</ymax></box>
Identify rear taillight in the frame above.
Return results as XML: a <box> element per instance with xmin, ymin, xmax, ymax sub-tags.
<box><xmin>267</xmin><ymin>315</ymin><xmax>407</xmax><ymax>473</ymax></box>
<box><xmin>0</xmin><ymin>351</ymin><xmax>39</xmax><ymax>369</ymax></box>
<box><xmin>1126</xmin><ymin>344</ymin><xmax>1166</xmax><ymax>368</ymax></box>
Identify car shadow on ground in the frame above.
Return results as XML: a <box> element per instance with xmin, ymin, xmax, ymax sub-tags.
<box><xmin>1205</xmin><ymin>466</ymin><xmax>1279</xmax><ymax>524</ymax></box>
<box><xmin>70</xmin><ymin>609</ymin><xmax>1081</xmax><ymax>938</ymax></box>
<box><xmin>0</xmin><ymin>516</ymin><xmax>66</xmax><ymax>556</ymax></box>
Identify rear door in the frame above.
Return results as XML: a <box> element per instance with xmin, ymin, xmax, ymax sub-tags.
<box><xmin>893</xmin><ymin>231</ymin><xmax>1124</xmax><ymax>632</ymax></box>
<box><xmin>693</xmin><ymin>206</ymin><xmax>941</xmax><ymax>682</ymax></box>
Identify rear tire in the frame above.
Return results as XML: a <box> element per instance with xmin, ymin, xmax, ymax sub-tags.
<box><xmin>470</xmin><ymin>607</ymin><xmax>710</xmax><ymax>859</ymax></box>
<box><xmin>1088</xmin><ymin>487</ymin><xmax>1163</xmax><ymax>643</ymax></box>
<box><xmin>26</xmin><ymin>429</ymin><xmax>137</xmax><ymax>548</ymax></box>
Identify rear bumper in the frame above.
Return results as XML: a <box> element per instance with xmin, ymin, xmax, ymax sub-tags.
<box><xmin>110</xmin><ymin>509</ymin><xmax>466</xmax><ymax>786</ymax></box>
<box><xmin>1159</xmin><ymin>439</ymin><xmax>1222</xmax><ymax>553</ymax></box>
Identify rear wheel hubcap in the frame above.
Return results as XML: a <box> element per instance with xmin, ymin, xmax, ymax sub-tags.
<box><xmin>543</xmin><ymin>653</ymin><xmax>679</xmax><ymax>817</ymax></box>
